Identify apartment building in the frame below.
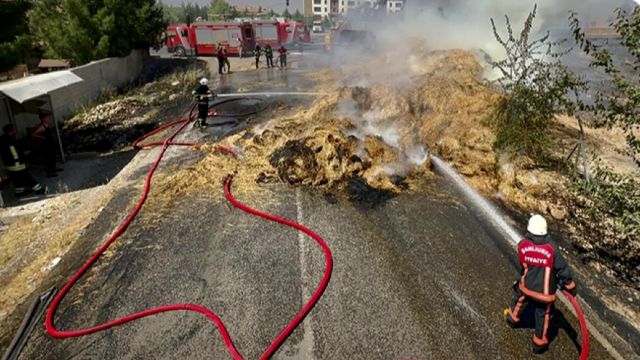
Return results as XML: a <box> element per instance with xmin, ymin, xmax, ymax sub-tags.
<box><xmin>387</xmin><ymin>0</ymin><xmax>404</xmax><ymax>13</ymax></box>
<box><xmin>309</xmin><ymin>0</ymin><xmax>403</xmax><ymax>18</ymax></box>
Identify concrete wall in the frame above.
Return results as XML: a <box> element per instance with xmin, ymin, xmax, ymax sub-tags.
<box><xmin>49</xmin><ymin>49</ymin><xmax>147</xmax><ymax>120</ymax></box>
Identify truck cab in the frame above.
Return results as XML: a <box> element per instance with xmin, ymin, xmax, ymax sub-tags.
<box><xmin>165</xmin><ymin>25</ymin><xmax>191</xmax><ymax>56</ymax></box>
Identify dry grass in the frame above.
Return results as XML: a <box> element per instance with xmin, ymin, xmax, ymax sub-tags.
<box><xmin>0</xmin><ymin>217</ymin><xmax>33</xmax><ymax>267</ymax></box>
<box><xmin>0</xmin><ymin>187</ymin><xmax>112</xmax><ymax>323</ymax></box>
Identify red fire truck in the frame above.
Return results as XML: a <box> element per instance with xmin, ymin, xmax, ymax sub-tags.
<box><xmin>165</xmin><ymin>23</ymin><xmax>253</xmax><ymax>57</ymax></box>
<box><xmin>165</xmin><ymin>21</ymin><xmax>310</xmax><ymax>57</ymax></box>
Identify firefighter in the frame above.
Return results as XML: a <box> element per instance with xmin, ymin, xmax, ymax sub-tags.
<box><xmin>278</xmin><ymin>44</ymin><xmax>288</xmax><ymax>69</ymax></box>
<box><xmin>505</xmin><ymin>214</ymin><xmax>577</xmax><ymax>354</ymax></box>
<box><xmin>192</xmin><ymin>78</ymin><xmax>214</xmax><ymax>129</ymax></box>
<box><xmin>0</xmin><ymin>124</ymin><xmax>46</xmax><ymax>196</ymax></box>
<box><xmin>264</xmin><ymin>44</ymin><xmax>274</xmax><ymax>68</ymax></box>
<box><xmin>216</xmin><ymin>45</ymin><xmax>224</xmax><ymax>75</ymax></box>
<box><xmin>220</xmin><ymin>46</ymin><xmax>231</xmax><ymax>74</ymax></box>
<box><xmin>254</xmin><ymin>44</ymin><xmax>262</xmax><ymax>69</ymax></box>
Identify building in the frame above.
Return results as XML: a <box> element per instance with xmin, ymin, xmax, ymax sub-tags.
<box><xmin>304</xmin><ymin>0</ymin><xmax>313</xmax><ymax>17</ymax></box>
<box><xmin>387</xmin><ymin>0</ymin><xmax>404</xmax><ymax>13</ymax></box>
<box><xmin>311</xmin><ymin>0</ymin><xmax>331</xmax><ymax>18</ymax></box>
<box><xmin>37</xmin><ymin>59</ymin><xmax>70</xmax><ymax>73</ymax></box>
<box><xmin>310</xmin><ymin>0</ymin><xmax>402</xmax><ymax>18</ymax></box>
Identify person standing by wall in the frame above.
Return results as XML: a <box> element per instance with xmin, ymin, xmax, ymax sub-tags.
<box><xmin>0</xmin><ymin>124</ymin><xmax>46</xmax><ymax>196</ymax></box>
<box><xmin>30</xmin><ymin>112</ymin><xmax>61</xmax><ymax>178</ymax></box>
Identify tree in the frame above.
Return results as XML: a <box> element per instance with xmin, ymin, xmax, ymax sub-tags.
<box><xmin>160</xmin><ymin>4</ymin><xmax>183</xmax><ymax>24</ymax></box>
<box><xmin>0</xmin><ymin>0</ymin><xmax>34</xmax><ymax>72</ymax></box>
<box><xmin>489</xmin><ymin>5</ymin><xmax>587</xmax><ymax>162</ymax></box>
<box><xmin>30</xmin><ymin>0</ymin><xmax>165</xmax><ymax>66</ymax></box>
<box><xmin>570</xmin><ymin>6</ymin><xmax>640</xmax><ymax>167</ymax></box>
<box><xmin>282</xmin><ymin>8</ymin><xmax>291</xmax><ymax>20</ymax></box>
<box><xmin>293</xmin><ymin>9</ymin><xmax>304</xmax><ymax>22</ymax></box>
<box><xmin>209</xmin><ymin>0</ymin><xmax>236</xmax><ymax>20</ymax></box>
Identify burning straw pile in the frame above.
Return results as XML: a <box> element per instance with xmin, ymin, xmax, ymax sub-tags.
<box><xmin>153</xmin><ymin>87</ymin><xmax>432</xmax><ymax>205</ymax></box>
<box><xmin>153</xmin><ymin>48</ymin><xmax>503</xmax><ymax>205</ymax></box>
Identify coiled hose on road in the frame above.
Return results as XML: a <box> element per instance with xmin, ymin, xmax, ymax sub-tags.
<box><xmin>45</xmin><ymin>101</ymin><xmax>333</xmax><ymax>360</ymax></box>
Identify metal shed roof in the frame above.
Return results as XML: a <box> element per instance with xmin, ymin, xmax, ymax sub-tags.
<box><xmin>0</xmin><ymin>70</ymin><xmax>83</xmax><ymax>104</ymax></box>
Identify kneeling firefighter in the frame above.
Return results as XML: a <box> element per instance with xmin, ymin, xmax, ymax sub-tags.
<box><xmin>192</xmin><ymin>78</ymin><xmax>214</xmax><ymax>128</ymax></box>
<box><xmin>505</xmin><ymin>214</ymin><xmax>577</xmax><ymax>354</ymax></box>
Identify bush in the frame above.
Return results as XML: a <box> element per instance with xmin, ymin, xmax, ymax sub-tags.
<box><xmin>570</xmin><ymin>6</ymin><xmax>640</xmax><ymax>167</ymax></box>
<box><xmin>489</xmin><ymin>5</ymin><xmax>586</xmax><ymax>161</ymax></box>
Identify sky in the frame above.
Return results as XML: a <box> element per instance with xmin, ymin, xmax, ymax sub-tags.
<box><xmin>161</xmin><ymin>0</ymin><xmax>305</xmax><ymax>13</ymax></box>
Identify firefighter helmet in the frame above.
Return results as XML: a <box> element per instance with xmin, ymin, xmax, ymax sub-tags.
<box><xmin>527</xmin><ymin>214</ymin><xmax>548</xmax><ymax>236</ymax></box>
<box><xmin>200</xmin><ymin>78</ymin><xmax>208</xmax><ymax>86</ymax></box>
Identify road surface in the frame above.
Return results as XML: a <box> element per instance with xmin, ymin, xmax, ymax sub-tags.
<box><xmin>16</xmin><ymin>52</ymin><xmax>617</xmax><ymax>360</ymax></box>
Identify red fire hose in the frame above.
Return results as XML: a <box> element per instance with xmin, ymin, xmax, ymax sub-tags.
<box><xmin>563</xmin><ymin>290</ymin><xmax>590</xmax><ymax>360</ymax></box>
<box><xmin>45</xmin><ymin>105</ymin><xmax>333</xmax><ymax>360</ymax></box>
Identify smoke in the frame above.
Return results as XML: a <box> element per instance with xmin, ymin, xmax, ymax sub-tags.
<box><xmin>346</xmin><ymin>1</ymin><xmax>633</xmax><ymax>63</ymax></box>
<box><xmin>337</xmin><ymin>97</ymin><xmax>428</xmax><ymax>178</ymax></box>
<box><xmin>323</xmin><ymin>1</ymin><xmax>634</xmax><ymax>180</ymax></box>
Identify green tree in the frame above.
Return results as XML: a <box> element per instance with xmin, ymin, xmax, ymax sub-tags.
<box><xmin>282</xmin><ymin>8</ymin><xmax>291</xmax><ymax>19</ymax></box>
<box><xmin>0</xmin><ymin>0</ymin><xmax>34</xmax><ymax>72</ymax></box>
<box><xmin>293</xmin><ymin>9</ymin><xmax>304</xmax><ymax>22</ymax></box>
<box><xmin>209</xmin><ymin>0</ymin><xmax>236</xmax><ymax>20</ymax></box>
<box><xmin>161</xmin><ymin>4</ymin><xmax>183</xmax><ymax>24</ymax></box>
<box><xmin>570</xmin><ymin>6</ymin><xmax>640</xmax><ymax>166</ymax></box>
<box><xmin>30</xmin><ymin>0</ymin><xmax>165</xmax><ymax>66</ymax></box>
<box><xmin>489</xmin><ymin>5</ymin><xmax>587</xmax><ymax>161</ymax></box>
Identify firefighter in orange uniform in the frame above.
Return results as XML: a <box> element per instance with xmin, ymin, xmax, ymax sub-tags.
<box><xmin>505</xmin><ymin>214</ymin><xmax>577</xmax><ymax>354</ymax></box>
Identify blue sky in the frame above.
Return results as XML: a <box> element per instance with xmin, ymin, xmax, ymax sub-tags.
<box><xmin>162</xmin><ymin>0</ymin><xmax>305</xmax><ymax>12</ymax></box>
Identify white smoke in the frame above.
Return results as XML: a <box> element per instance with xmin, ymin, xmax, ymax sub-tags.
<box><xmin>337</xmin><ymin>97</ymin><xmax>428</xmax><ymax>178</ymax></box>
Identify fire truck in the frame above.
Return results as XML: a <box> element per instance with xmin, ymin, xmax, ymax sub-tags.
<box><xmin>165</xmin><ymin>21</ymin><xmax>310</xmax><ymax>57</ymax></box>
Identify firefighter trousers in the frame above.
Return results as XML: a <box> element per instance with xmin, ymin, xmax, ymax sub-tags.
<box><xmin>198</xmin><ymin>102</ymin><xmax>209</xmax><ymax>125</ymax></box>
<box><xmin>508</xmin><ymin>289</ymin><xmax>555</xmax><ymax>351</ymax></box>
<box><xmin>8</xmin><ymin>169</ymin><xmax>44</xmax><ymax>195</ymax></box>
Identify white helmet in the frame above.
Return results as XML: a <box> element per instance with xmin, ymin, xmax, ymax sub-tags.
<box><xmin>527</xmin><ymin>214</ymin><xmax>548</xmax><ymax>236</ymax></box>
<box><xmin>199</xmin><ymin>77</ymin><xmax>208</xmax><ymax>86</ymax></box>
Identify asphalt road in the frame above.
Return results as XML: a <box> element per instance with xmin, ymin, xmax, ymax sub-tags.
<box><xmin>16</xmin><ymin>53</ymin><xmax>617</xmax><ymax>360</ymax></box>
<box><xmin>17</xmin><ymin>178</ymin><xmax>613</xmax><ymax>359</ymax></box>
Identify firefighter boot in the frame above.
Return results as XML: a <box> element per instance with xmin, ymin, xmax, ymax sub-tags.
<box><xmin>503</xmin><ymin>308</ymin><xmax>516</xmax><ymax>328</ymax></box>
<box><xmin>532</xmin><ymin>344</ymin><xmax>549</xmax><ymax>355</ymax></box>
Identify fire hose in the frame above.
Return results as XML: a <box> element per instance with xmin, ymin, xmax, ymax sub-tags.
<box><xmin>562</xmin><ymin>290</ymin><xmax>590</xmax><ymax>360</ymax></box>
<box><xmin>45</xmin><ymin>101</ymin><xmax>333</xmax><ymax>359</ymax></box>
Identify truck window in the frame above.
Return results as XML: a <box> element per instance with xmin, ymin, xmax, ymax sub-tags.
<box><xmin>244</xmin><ymin>28</ymin><xmax>253</xmax><ymax>39</ymax></box>
<box><xmin>180</xmin><ymin>29</ymin><xmax>188</xmax><ymax>37</ymax></box>
<box><xmin>167</xmin><ymin>30</ymin><xmax>177</xmax><ymax>37</ymax></box>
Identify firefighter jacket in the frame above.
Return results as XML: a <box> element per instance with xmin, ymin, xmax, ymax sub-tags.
<box><xmin>0</xmin><ymin>134</ymin><xmax>27</xmax><ymax>172</ymax></box>
<box><xmin>517</xmin><ymin>232</ymin><xmax>576</xmax><ymax>303</ymax></box>
<box><xmin>193</xmin><ymin>84</ymin><xmax>212</xmax><ymax>104</ymax></box>
<box><xmin>264</xmin><ymin>46</ymin><xmax>273</xmax><ymax>57</ymax></box>
<box><xmin>254</xmin><ymin>46</ymin><xmax>262</xmax><ymax>58</ymax></box>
